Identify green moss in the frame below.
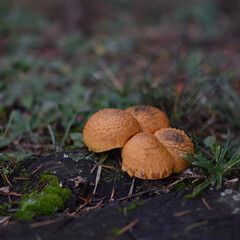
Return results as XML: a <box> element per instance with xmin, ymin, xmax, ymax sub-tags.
<box><xmin>110</xmin><ymin>228</ymin><xmax>121</xmax><ymax>235</ymax></box>
<box><xmin>101</xmin><ymin>158</ymin><xmax>125</xmax><ymax>184</ymax></box>
<box><xmin>12</xmin><ymin>179</ymin><xmax>17</xmax><ymax>184</ymax></box>
<box><xmin>174</xmin><ymin>181</ymin><xmax>189</xmax><ymax>191</ymax></box>
<box><xmin>118</xmin><ymin>201</ymin><xmax>145</xmax><ymax>214</ymax></box>
<box><xmin>16</xmin><ymin>172</ymin><xmax>71</xmax><ymax>221</ymax></box>
<box><xmin>39</xmin><ymin>172</ymin><xmax>59</xmax><ymax>186</ymax></box>
<box><xmin>20</xmin><ymin>168</ymin><xmax>30</xmax><ymax>178</ymax></box>
<box><xmin>22</xmin><ymin>180</ymin><xmax>31</xmax><ymax>192</ymax></box>
<box><xmin>20</xmin><ymin>173</ymin><xmax>30</xmax><ymax>178</ymax></box>
<box><xmin>0</xmin><ymin>202</ymin><xmax>12</xmax><ymax>215</ymax></box>
<box><xmin>102</xmin><ymin>170</ymin><xmax>124</xmax><ymax>184</ymax></box>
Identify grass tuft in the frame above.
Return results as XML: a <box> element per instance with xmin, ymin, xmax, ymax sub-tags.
<box><xmin>184</xmin><ymin>131</ymin><xmax>240</xmax><ymax>198</ymax></box>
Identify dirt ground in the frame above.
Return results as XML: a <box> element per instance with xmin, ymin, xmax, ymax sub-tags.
<box><xmin>1</xmin><ymin>150</ymin><xmax>240</xmax><ymax>240</ymax></box>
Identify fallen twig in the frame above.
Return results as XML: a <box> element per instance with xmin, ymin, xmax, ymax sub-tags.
<box><xmin>30</xmin><ymin>217</ymin><xmax>64</xmax><ymax>228</ymax></box>
<box><xmin>116</xmin><ymin>218</ymin><xmax>140</xmax><ymax>236</ymax></box>
<box><xmin>13</xmin><ymin>177</ymin><xmax>29</xmax><ymax>180</ymax></box>
<box><xmin>93</xmin><ymin>165</ymin><xmax>102</xmax><ymax>195</ymax></box>
<box><xmin>166</xmin><ymin>180</ymin><xmax>180</xmax><ymax>188</ymax></box>
<box><xmin>86</xmin><ymin>199</ymin><xmax>104</xmax><ymax>211</ymax></box>
<box><xmin>117</xmin><ymin>187</ymin><xmax>163</xmax><ymax>201</ymax></box>
<box><xmin>109</xmin><ymin>184</ymin><xmax>115</xmax><ymax>202</ymax></box>
<box><xmin>185</xmin><ymin>220</ymin><xmax>209</xmax><ymax>231</ymax></box>
<box><xmin>202</xmin><ymin>197</ymin><xmax>211</xmax><ymax>211</ymax></box>
<box><xmin>75</xmin><ymin>202</ymin><xmax>89</xmax><ymax>214</ymax></box>
<box><xmin>32</xmin><ymin>164</ymin><xmax>43</xmax><ymax>174</ymax></box>
<box><xmin>39</xmin><ymin>176</ymin><xmax>53</xmax><ymax>190</ymax></box>
<box><xmin>0</xmin><ymin>217</ymin><xmax>10</xmax><ymax>226</ymax></box>
<box><xmin>79</xmin><ymin>196</ymin><xmax>94</xmax><ymax>206</ymax></box>
<box><xmin>3</xmin><ymin>174</ymin><xmax>12</xmax><ymax>187</ymax></box>
<box><xmin>173</xmin><ymin>210</ymin><xmax>191</xmax><ymax>217</ymax></box>
<box><xmin>128</xmin><ymin>177</ymin><xmax>135</xmax><ymax>196</ymax></box>
<box><xmin>0</xmin><ymin>187</ymin><xmax>22</xmax><ymax>197</ymax></box>
<box><xmin>99</xmin><ymin>163</ymin><xmax>121</xmax><ymax>172</ymax></box>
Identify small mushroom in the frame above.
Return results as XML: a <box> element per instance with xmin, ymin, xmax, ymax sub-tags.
<box><xmin>83</xmin><ymin>108</ymin><xmax>141</xmax><ymax>153</ymax></box>
<box><xmin>154</xmin><ymin>128</ymin><xmax>194</xmax><ymax>173</ymax></box>
<box><xmin>125</xmin><ymin>105</ymin><xmax>169</xmax><ymax>134</ymax></box>
<box><xmin>121</xmin><ymin>133</ymin><xmax>174</xmax><ymax>179</ymax></box>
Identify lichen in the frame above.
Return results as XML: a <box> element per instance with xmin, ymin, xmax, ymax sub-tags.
<box><xmin>69</xmin><ymin>152</ymin><xmax>88</xmax><ymax>162</ymax></box>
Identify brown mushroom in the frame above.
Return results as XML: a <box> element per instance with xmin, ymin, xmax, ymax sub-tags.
<box><xmin>83</xmin><ymin>108</ymin><xmax>141</xmax><ymax>153</ymax></box>
<box><xmin>121</xmin><ymin>133</ymin><xmax>174</xmax><ymax>179</ymax></box>
<box><xmin>125</xmin><ymin>105</ymin><xmax>169</xmax><ymax>134</ymax></box>
<box><xmin>154</xmin><ymin>128</ymin><xmax>194</xmax><ymax>173</ymax></box>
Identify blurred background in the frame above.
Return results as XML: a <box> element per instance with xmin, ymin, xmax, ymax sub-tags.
<box><xmin>0</xmin><ymin>0</ymin><xmax>240</xmax><ymax>154</ymax></box>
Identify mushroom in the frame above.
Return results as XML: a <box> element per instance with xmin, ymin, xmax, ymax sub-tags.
<box><xmin>125</xmin><ymin>105</ymin><xmax>169</xmax><ymax>134</ymax></box>
<box><xmin>154</xmin><ymin>128</ymin><xmax>194</xmax><ymax>173</ymax></box>
<box><xmin>121</xmin><ymin>133</ymin><xmax>174</xmax><ymax>179</ymax></box>
<box><xmin>83</xmin><ymin>108</ymin><xmax>141</xmax><ymax>153</ymax></box>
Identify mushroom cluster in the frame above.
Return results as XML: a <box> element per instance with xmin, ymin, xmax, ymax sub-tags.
<box><xmin>83</xmin><ymin>105</ymin><xmax>194</xmax><ymax>180</ymax></box>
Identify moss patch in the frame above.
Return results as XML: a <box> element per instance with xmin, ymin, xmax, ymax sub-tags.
<box><xmin>102</xmin><ymin>170</ymin><xmax>125</xmax><ymax>184</ymax></box>
<box><xmin>174</xmin><ymin>181</ymin><xmax>189</xmax><ymax>191</ymax></box>
<box><xmin>118</xmin><ymin>201</ymin><xmax>145</xmax><ymax>214</ymax></box>
<box><xmin>0</xmin><ymin>202</ymin><xmax>16</xmax><ymax>216</ymax></box>
<box><xmin>16</xmin><ymin>172</ymin><xmax>71</xmax><ymax>221</ymax></box>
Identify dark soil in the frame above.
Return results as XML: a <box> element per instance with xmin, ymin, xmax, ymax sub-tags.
<box><xmin>1</xmin><ymin>150</ymin><xmax>240</xmax><ymax>240</ymax></box>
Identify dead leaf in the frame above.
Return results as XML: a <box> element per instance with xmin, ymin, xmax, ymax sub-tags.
<box><xmin>0</xmin><ymin>186</ymin><xmax>10</xmax><ymax>194</ymax></box>
<box><xmin>74</xmin><ymin>176</ymin><xmax>87</xmax><ymax>187</ymax></box>
<box><xmin>225</xmin><ymin>178</ymin><xmax>238</xmax><ymax>187</ymax></box>
<box><xmin>180</xmin><ymin>169</ymin><xmax>206</xmax><ymax>180</ymax></box>
<box><xmin>0</xmin><ymin>186</ymin><xmax>22</xmax><ymax>197</ymax></box>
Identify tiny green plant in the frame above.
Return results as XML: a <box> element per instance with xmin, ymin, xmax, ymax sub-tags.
<box><xmin>0</xmin><ymin>111</ymin><xmax>15</xmax><ymax>148</ymax></box>
<box><xmin>47</xmin><ymin>124</ymin><xmax>57</xmax><ymax>152</ymax></box>
<box><xmin>184</xmin><ymin>131</ymin><xmax>240</xmax><ymax>198</ymax></box>
<box><xmin>118</xmin><ymin>201</ymin><xmax>145</xmax><ymax>215</ymax></box>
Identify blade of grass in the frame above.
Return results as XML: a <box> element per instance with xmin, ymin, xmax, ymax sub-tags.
<box><xmin>0</xmin><ymin>111</ymin><xmax>15</xmax><ymax>139</ymax></box>
<box><xmin>99</xmin><ymin>59</ymin><xmax>122</xmax><ymax>92</ymax></box>
<box><xmin>185</xmin><ymin>180</ymin><xmax>212</xmax><ymax>198</ymax></box>
<box><xmin>194</xmin><ymin>122</ymin><xmax>209</xmax><ymax>152</ymax></box>
<box><xmin>220</xmin><ymin>132</ymin><xmax>230</xmax><ymax>158</ymax></box>
<box><xmin>47</xmin><ymin>124</ymin><xmax>56</xmax><ymax>152</ymax></box>
<box><xmin>223</xmin><ymin>155</ymin><xmax>240</xmax><ymax>174</ymax></box>
<box><xmin>60</xmin><ymin>113</ymin><xmax>77</xmax><ymax>151</ymax></box>
<box><xmin>186</xmin><ymin>155</ymin><xmax>215</xmax><ymax>173</ymax></box>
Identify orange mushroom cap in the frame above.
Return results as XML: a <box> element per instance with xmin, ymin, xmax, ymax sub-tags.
<box><xmin>83</xmin><ymin>108</ymin><xmax>141</xmax><ymax>153</ymax></box>
<box><xmin>121</xmin><ymin>133</ymin><xmax>174</xmax><ymax>179</ymax></box>
<box><xmin>125</xmin><ymin>105</ymin><xmax>169</xmax><ymax>134</ymax></box>
<box><xmin>154</xmin><ymin>128</ymin><xmax>194</xmax><ymax>173</ymax></box>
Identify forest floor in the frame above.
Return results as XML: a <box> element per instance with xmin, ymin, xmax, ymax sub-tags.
<box><xmin>1</xmin><ymin>1</ymin><xmax>240</xmax><ymax>239</ymax></box>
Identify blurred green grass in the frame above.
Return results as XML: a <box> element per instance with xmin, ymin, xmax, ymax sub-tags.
<box><xmin>0</xmin><ymin>0</ymin><xmax>240</xmax><ymax>157</ymax></box>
